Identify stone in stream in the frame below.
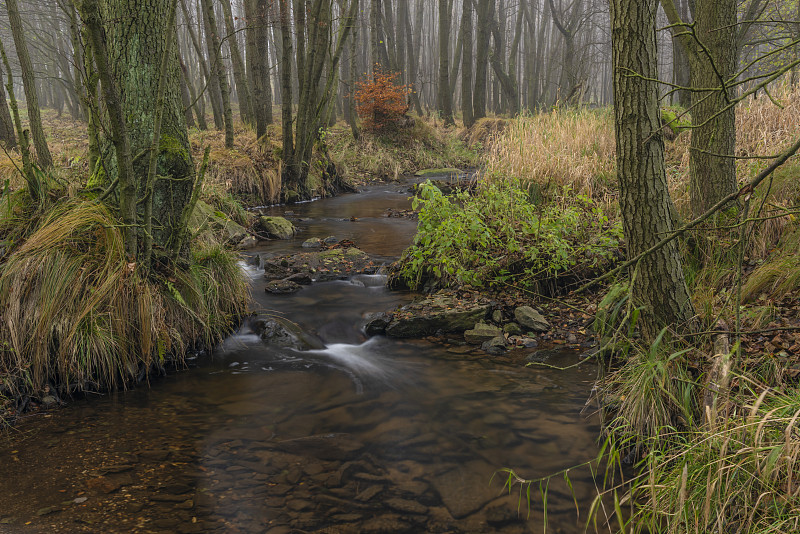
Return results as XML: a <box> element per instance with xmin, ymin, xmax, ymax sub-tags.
<box><xmin>363</xmin><ymin>312</ymin><xmax>390</xmax><ymax>336</ymax></box>
<box><xmin>236</xmin><ymin>235</ymin><xmax>258</xmax><ymax>250</ymax></box>
<box><xmin>302</xmin><ymin>237</ymin><xmax>322</xmax><ymax>248</ymax></box>
<box><xmin>255</xmin><ymin>317</ymin><xmax>325</xmax><ymax>350</ymax></box>
<box><xmin>265</xmin><ymin>279</ymin><xmax>302</xmax><ymax>294</ymax></box>
<box><xmin>481</xmin><ymin>336</ymin><xmax>507</xmax><ymax>355</ymax></box>
<box><xmin>258</xmin><ymin>216</ymin><xmax>295</xmax><ymax>239</ymax></box>
<box><xmin>285</xmin><ymin>272</ymin><xmax>312</xmax><ymax>285</ymax></box>
<box><xmin>429</xmin><ymin>462</ymin><xmax>498</xmax><ymax>519</ymax></box>
<box><xmin>503</xmin><ymin>322</ymin><xmax>523</xmax><ymax>336</ymax></box>
<box><xmin>323</xmin><ymin>235</ymin><xmax>338</xmax><ymax>244</ymax></box>
<box><xmin>263</xmin><ymin>247</ymin><xmax>375</xmax><ymax>283</ymax></box>
<box><xmin>464</xmin><ymin>323</ymin><xmax>503</xmax><ymax>344</ymax></box>
<box><xmin>271</xmin><ymin>433</ymin><xmax>364</xmax><ymax>461</ymax></box>
<box><xmin>384</xmin><ymin>294</ymin><xmax>491</xmax><ymax>338</ymax></box>
<box><xmin>514</xmin><ymin>306</ymin><xmax>551</xmax><ymax>332</ymax></box>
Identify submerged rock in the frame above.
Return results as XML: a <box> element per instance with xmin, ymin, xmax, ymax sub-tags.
<box><xmin>481</xmin><ymin>336</ymin><xmax>507</xmax><ymax>355</ymax></box>
<box><xmin>265</xmin><ymin>280</ymin><xmax>302</xmax><ymax>294</ymax></box>
<box><xmin>385</xmin><ymin>294</ymin><xmax>491</xmax><ymax>338</ymax></box>
<box><xmin>514</xmin><ymin>306</ymin><xmax>551</xmax><ymax>332</ymax></box>
<box><xmin>259</xmin><ymin>216</ymin><xmax>295</xmax><ymax>239</ymax></box>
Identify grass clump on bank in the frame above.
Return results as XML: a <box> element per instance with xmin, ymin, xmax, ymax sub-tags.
<box><xmin>395</xmin><ymin>179</ymin><xmax>623</xmax><ymax>294</ymax></box>
<box><xmin>327</xmin><ymin>117</ymin><xmax>480</xmax><ymax>180</ymax></box>
<box><xmin>0</xmin><ymin>197</ymin><xmax>247</xmax><ymax>404</ymax></box>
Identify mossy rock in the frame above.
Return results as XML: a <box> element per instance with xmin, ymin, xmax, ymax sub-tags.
<box><xmin>190</xmin><ymin>200</ymin><xmax>247</xmax><ymax>244</ymax></box>
<box><xmin>415</xmin><ymin>168</ymin><xmax>461</xmax><ymax>177</ymax></box>
<box><xmin>258</xmin><ymin>216</ymin><xmax>295</xmax><ymax>239</ymax></box>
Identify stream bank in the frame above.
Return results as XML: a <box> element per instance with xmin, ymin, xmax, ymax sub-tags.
<box><xmin>0</xmin><ymin>178</ymin><xmax>601</xmax><ymax>533</ymax></box>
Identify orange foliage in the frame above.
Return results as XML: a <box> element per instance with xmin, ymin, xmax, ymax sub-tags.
<box><xmin>355</xmin><ymin>68</ymin><xmax>411</xmax><ymax>133</ymax></box>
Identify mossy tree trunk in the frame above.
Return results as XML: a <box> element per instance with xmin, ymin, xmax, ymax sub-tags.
<box><xmin>473</xmin><ymin>0</ymin><xmax>492</xmax><ymax>121</ymax></box>
<box><xmin>6</xmin><ymin>0</ymin><xmax>53</xmax><ymax>168</ymax></box>
<box><xmin>247</xmin><ymin>0</ymin><xmax>274</xmax><ymax>138</ymax></box>
<box><xmin>610</xmin><ymin>0</ymin><xmax>695</xmax><ymax>338</ymax></box>
<box><xmin>0</xmin><ymin>63</ymin><xmax>17</xmax><ymax>149</ymax></box>
<box><xmin>661</xmin><ymin>0</ymin><xmax>737</xmax><ymax>218</ymax></box>
<box><xmin>99</xmin><ymin>0</ymin><xmax>195</xmax><ymax>255</ymax></box>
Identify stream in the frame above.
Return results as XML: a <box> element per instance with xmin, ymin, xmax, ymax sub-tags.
<box><xmin>0</xmin><ymin>179</ymin><xmax>601</xmax><ymax>533</ymax></box>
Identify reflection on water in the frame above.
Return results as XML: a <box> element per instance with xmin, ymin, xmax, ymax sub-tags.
<box><xmin>0</xmin><ymin>183</ymin><xmax>601</xmax><ymax>533</ymax></box>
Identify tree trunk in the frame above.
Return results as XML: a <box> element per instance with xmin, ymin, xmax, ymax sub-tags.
<box><xmin>6</xmin><ymin>0</ymin><xmax>52</xmax><ymax>168</ymax></box>
<box><xmin>610</xmin><ymin>0</ymin><xmax>695</xmax><ymax>338</ymax></box>
<box><xmin>100</xmin><ymin>0</ymin><xmax>195</xmax><ymax>254</ymax></box>
<box><xmin>437</xmin><ymin>0</ymin><xmax>454</xmax><ymax>126</ymax></box>
<box><xmin>688</xmin><ymin>0</ymin><xmax>737</xmax><ymax>217</ymax></box>
<box><xmin>220</xmin><ymin>0</ymin><xmax>255</xmax><ymax>125</ymax></box>
<box><xmin>473</xmin><ymin>0</ymin><xmax>491</xmax><ymax>121</ymax></box>
<box><xmin>460</xmin><ymin>0</ymin><xmax>474</xmax><ymax>128</ymax></box>
<box><xmin>198</xmin><ymin>0</ymin><xmax>225</xmax><ymax>129</ymax></box>
<box><xmin>0</xmin><ymin>63</ymin><xmax>17</xmax><ymax>149</ymax></box>
<box><xmin>201</xmin><ymin>0</ymin><xmax>235</xmax><ymax>147</ymax></box>
<box><xmin>248</xmin><ymin>0</ymin><xmax>274</xmax><ymax>138</ymax></box>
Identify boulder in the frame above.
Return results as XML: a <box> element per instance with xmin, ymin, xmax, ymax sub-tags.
<box><xmin>464</xmin><ymin>323</ymin><xmax>503</xmax><ymax>344</ymax></box>
<box><xmin>514</xmin><ymin>306</ymin><xmax>551</xmax><ymax>332</ymax></box>
<box><xmin>323</xmin><ymin>235</ymin><xmax>338</xmax><ymax>245</ymax></box>
<box><xmin>384</xmin><ymin>294</ymin><xmax>491</xmax><ymax>338</ymax></box>
<box><xmin>262</xmin><ymin>247</ymin><xmax>375</xmax><ymax>282</ymax></box>
<box><xmin>258</xmin><ymin>216</ymin><xmax>295</xmax><ymax>239</ymax></box>
<box><xmin>285</xmin><ymin>272</ymin><xmax>312</xmax><ymax>285</ymax></box>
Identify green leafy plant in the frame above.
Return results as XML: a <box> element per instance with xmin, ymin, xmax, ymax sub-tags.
<box><xmin>397</xmin><ymin>179</ymin><xmax>623</xmax><ymax>295</ymax></box>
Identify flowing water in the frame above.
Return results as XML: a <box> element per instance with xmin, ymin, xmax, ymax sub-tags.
<box><xmin>0</xmin><ymin>179</ymin><xmax>601</xmax><ymax>533</ymax></box>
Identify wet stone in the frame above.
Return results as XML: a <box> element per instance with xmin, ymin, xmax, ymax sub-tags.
<box><xmin>356</xmin><ymin>485</ymin><xmax>383</xmax><ymax>501</ymax></box>
<box><xmin>386</xmin><ymin>497</ymin><xmax>428</xmax><ymax>515</ymax></box>
<box><xmin>36</xmin><ymin>506</ymin><xmax>60</xmax><ymax>516</ymax></box>
<box><xmin>361</xmin><ymin>514</ymin><xmax>410</xmax><ymax>534</ymax></box>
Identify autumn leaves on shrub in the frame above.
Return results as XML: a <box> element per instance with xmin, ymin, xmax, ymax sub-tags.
<box><xmin>355</xmin><ymin>68</ymin><xmax>410</xmax><ymax>134</ymax></box>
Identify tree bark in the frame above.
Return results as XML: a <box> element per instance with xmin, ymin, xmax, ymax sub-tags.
<box><xmin>610</xmin><ymin>0</ymin><xmax>695</xmax><ymax>338</ymax></box>
<box><xmin>0</xmin><ymin>63</ymin><xmax>17</xmax><ymax>149</ymax></box>
<box><xmin>437</xmin><ymin>0</ymin><xmax>454</xmax><ymax>126</ymax></box>
<box><xmin>6</xmin><ymin>0</ymin><xmax>53</xmax><ymax>168</ymax></box>
<box><xmin>220</xmin><ymin>0</ymin><xmax>255</xmax><ymax>125</ymax></box>
<box><xmin>201</xmin><ymin>0</ymin><xmax>235</xmax><ymax>147</ymax></box>
<box><xmin>460</xmin><ymin>0</ymin><xmax>474</xmax><ymax>127</ymax></box>
<box><xmin>473</xmin><ymin>0</ymin><xmax>491</xmax><ymax>121</ymax></box>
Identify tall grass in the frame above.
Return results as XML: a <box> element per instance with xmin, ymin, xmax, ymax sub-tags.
<box><xmin>0</xmin><ymin>199</ymin><xmax>247</xmax><ymax>399</ymax></box>
<box><xmin>614</xmin><ymin>385</ymin><xmax>800</xmax><ymax>534</ymax></box>
<box><xmin>484</xmin><ymin>108</ymin><xmax>617</xmax><ymax>199</ymax></box>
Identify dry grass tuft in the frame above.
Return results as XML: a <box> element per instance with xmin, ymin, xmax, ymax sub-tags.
<box><xmin>461</xmin><ymin>117</ymin><xmax>509</xmax><ymax>148</ymax></box>
<box><xmin>191</xmin><ymin>125</ymin><xmax>282</xmax><ymax>206</ymax></box>
<box><xmin>0</xmin><ymin>200</ymin><xmax>248</xmax><ymax>400</ymax></box>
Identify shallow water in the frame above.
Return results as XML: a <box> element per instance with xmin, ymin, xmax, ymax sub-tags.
<box><xmin>0</xmin><ymin>180</ymin><xmax>601</xmax><ymax>533</ymax></box>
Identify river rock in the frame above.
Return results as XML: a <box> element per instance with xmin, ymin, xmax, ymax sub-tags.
<box><xmin>430</xmin><ymin>462</ymin><xmax>497</xmax><ymax>519</ymax></box>
<box><xmin>236</xmin><ymin>235</ymin><xmax>258</xmax><ymax>250</ymax></box>
<box><xmin>464</xmin><ymin>323</ymin><xmax>503</xmax><ymax>344</ymax></box>
<box><xmin>323</xmin><ymin>235</ymin><xmax>338</xmax><ymax>244</ymax></box>
<box><xmin>514</xmin><ymin>306</ymin><xmax>551</xmax><ymax>332</ymax></box>
<box><xmin>256</xmin><ymin>317</ymin><xmax>325</xmax><ymax>350</ymax></box>
<box><xmin>259</xmin><ymin>216</ymin><xmax>295</xmax><ymax>239</ymax></box>
<box><xmin>266</xmin><ymin>280</ymin><xmax>302</xmax><ymax>294</ymax></box>
<box><xmin>481</xmin><ymin>336</ymin><xmax>507</xmax><ymax>355</ymax></box>
<box><xmin>263</xmin><ymin>248</ymin><xmax>375</xmax><ymax>282</ymax></box>
<box><xmin>485</xmin><ymin>495</ymin><xmax>525</xmax><ymax>525</ymax></box>
<box><xmin>272</xmin><ymin>433</ymin><xmax>364</xmax><ymax>461</ymax></box>
<box><xmin>302</xmin><ymin>238</ymin><xmax>322</xmax><ymax>248</ymax></box>
<box><xmin>503</xmin><ymin>322</ymin><xmax>522</xmax><ymax>335</ymax></box>
<box><xmin>364</xmin><ymin>312</ymin><xmax>390</xmax><ymax>336</ymax></box>
<box><xmin>190</xmin><ymin>200</ymin><xmax>248</xmax><ymax>244</ymax></box>
<box><xmin>285</xmin><ymin>272</ymin><xmax>312</xmax><ymax>285</ymax></box>
<box><xmin>385</xmin><ymin>294</ymin><xmax>491</xmax><ymax>338</ymax></box>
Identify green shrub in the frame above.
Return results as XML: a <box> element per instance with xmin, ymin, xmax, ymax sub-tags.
<box><xmin>397</xmin><ymin>179</ymin><xmax>623</xmax><ymax>294</ymax></box>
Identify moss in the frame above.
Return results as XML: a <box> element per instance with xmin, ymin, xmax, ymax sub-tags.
<box><xmin>158</xmin><ymin>134</ymin><xmax>192</xmax><ymax>177</ymax></box>
<box><xmin>661</xmin><ymin>108</ymin><xmax>691</xmax><ymax>134</ymax></box>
